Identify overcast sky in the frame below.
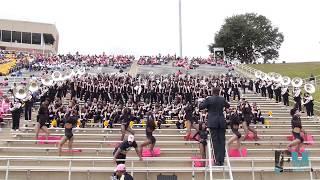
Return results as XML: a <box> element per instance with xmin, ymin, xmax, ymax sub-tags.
<box><xmin>1</xmin><ymin>0</ymin><xmax>320</xmax><ymax>62</ymax></box>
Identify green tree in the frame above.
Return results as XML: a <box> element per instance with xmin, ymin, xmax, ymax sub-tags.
<box><xmin>209</xmin><ymin>13</ymin><xmax>284</xmax><ymax>64</ymax></box>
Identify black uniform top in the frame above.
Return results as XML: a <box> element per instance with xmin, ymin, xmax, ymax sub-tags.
<box><xmin>38</xmin><ymin>105</ymin><xmax>49</xmax><ymax>124</ymax></box>
<box><xmin>291</xmin><ymin>115</ymin><xmax>302</xmax><ymax>129</ymax></box>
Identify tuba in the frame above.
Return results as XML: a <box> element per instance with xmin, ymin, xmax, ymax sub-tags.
<box><xmin>281</xmin><ymin>76</ymin><xmax>291</xmax><ymax>86</ymax></box>
<box><xmin>291</xmin><ymin>77</ymin><xmax>303</xmax><ymax>88</ymax></box>
<box><xmin>28</xmin><ymin>80</ymin><xmax>39</xmax><ymax>93</ymax></box>
<box><xmin>255</xmin><ymin>70</ymin><xmax>262</xmax><ymax>79</ymax></box>
<box><xmin>13</xmin><ymin>85</ymin><xmax>28</xmax><ymax>100</ymax></box>
<box><xmin>304</xmin><ymin>83</ymin><xmax>316</xmax><ymax>94</ymax></box>
<box><xmin>52</xmin><ymin>71</ymin><xmax>62</xmax><ymax>82</ymax></box>
<box><xmin>272</xmin><ymin>73</ymin><xmax>282</xmax><ymax>83</ymax></box>
<box><xmin>41</xmin><ymin>76</ymin><xmax>54</xmax><ymax>87</ymax></box>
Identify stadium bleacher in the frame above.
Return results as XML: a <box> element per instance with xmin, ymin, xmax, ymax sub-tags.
<box><xmin>0</xmin><ymin>56</ymin><xmax>319</xmax><ymax>180</ymax></box>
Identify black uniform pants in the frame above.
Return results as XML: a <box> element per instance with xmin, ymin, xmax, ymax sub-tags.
<box><xmin>12</xmin><ymin>111</ymin><xmax>21</xmax><ymax>130</ymax></box>
<box><xmin>210</xmin><ymin>128</ymin><xmax>226</xmax><ymax>164</ymax></box>
<box><xmin>24</xmin><ymin>104</ymin><xmax>32</xmax><ymax>120</ymax></box>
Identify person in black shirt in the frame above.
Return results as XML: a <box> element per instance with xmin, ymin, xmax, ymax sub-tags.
<box><xmin>192</xmin><ymin>121</ymin><xmax>209</xmax><ymax>159</ymax></box>
<box><xmin>139</xmin><ymin>112</ymin><xmax>157</xmax><ymax>157</ymax></box>
<box><xmin>35</xmin><ymin>99</ymin><xmax>50</xmax><ymax>143</ymax></box>
<box><xmin>287</xmin><ymin>108</ymin><xmax>305</xmax><ymax>154</ymax></box>
<box><xmin>113</xmin><ymin>135</ymin><xmax>142</xmax><ymax>165</ymax></box>
<box><xmin>227</xmin><ymin>108</ymin><xmax>241</xmax><ymax>151</ymax></box>
<box><xmin>58</xmin><ymin>110</ymin><xmax>78</xmax><ymax>156</ymax></box>
<box><xmin>111</xmin><ymin>164</ymin><xmax>134</xmax><ymax>180</ymax></box>
<box><xmin>120</xmin><ymin>108</ymin><xmax>135</xmax><ymax>141</ymax></box>
<box><xmin>184</xmin><ymin>103</ymin><xmax>196</xmax><ymax>140</ymax></box>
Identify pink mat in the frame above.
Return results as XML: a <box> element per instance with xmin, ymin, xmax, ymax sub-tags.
<box><xmin>191</xmin><ymin>156</ymin><xmax>205</xmax><ymax>167</ymax></box>
<box><xmin>289</xmin><ymin>147</ymin><xmax>305</xmax><ymax>156</ymax></box>
<box><xmin>142</xmin><ymin>147</ymin><xmax>161</xmax><ymax>157</ymax></box>
<box><xmin>287</xmin><ymin>134</ymin><xmax>314</xmax><ymax>145</ymax></box>
<box><xmin>37</xmin><ymin>136</ymin><xmax>61</xmax><ymax>144</ymax></box>
<box><xmin>228</xmin><ymin>148</ymin><xmax>248</xmax><ymax>157</ymax></box>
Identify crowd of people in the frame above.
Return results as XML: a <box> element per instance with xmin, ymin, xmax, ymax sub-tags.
<box><xmin>0</xmin><ymin>48</ymin><xmax>315</xmax><ymax>174</ymax></box>
<box><xmin>0</xmin><ymin>68</ymin><xmax>314</xmax><ymax>167</ymax></box>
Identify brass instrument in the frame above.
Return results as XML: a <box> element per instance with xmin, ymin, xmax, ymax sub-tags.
<box><xmin>13</xmin><ymin>85</ymin><xmax>28</xmax><ymax>100</ymax></box>
<box><xmin>304</xmin><ymin>83</ymin><xmax>316</xmax><ymax>94</ymax></box>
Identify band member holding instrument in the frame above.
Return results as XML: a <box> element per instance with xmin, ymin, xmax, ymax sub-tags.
<box><xmin>24</xmin><ymin>92</ymin><xmax>33</xmax><ymax>121</ymax></box>
<box><xmin>293</xmin><ymin>87</ymin><xmax>302</xmax><ymax>112</ymax></box>
<box><xmin>303</xmin><ymin>93</ymin><xmax>314</xmax><ymax>118</ymax></box>
<box><xmin>281</xmin><ymin>86</ymin><xmax>289</xmax><ymax>106</ymax></box>
<box><xmin>35</xmin><ymin>99</ymin><xmax>50</xmax><ymax>143</ymax></box>
<box><xmin>9</xmin><ymin>100</ymin><xmax>22</xmax><ymax>132</ymax></box>
<box><xmin>274</xmin><ymin>82</ymin><xmax>281</xmax><ymax>103</ymax></box>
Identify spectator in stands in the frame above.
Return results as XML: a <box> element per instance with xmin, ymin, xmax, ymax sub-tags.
<box><xmin>113</xmin><ymin>135</ymin><xmax>142</xmax><ymax>165</ymax></box>
<box><xmin>111</xmin><ymin>164</ymin><xmax>134</xmax><ymax>180</ymax></box>
<box><xmin>199</xmin><ymin>87</ymin><xmax>230</xmax><ymax>166</ymax></box>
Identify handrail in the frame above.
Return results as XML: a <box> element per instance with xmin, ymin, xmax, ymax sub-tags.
<box><xmin>5</xmin><ymin>159</ymin><xmax>9</xmax><ymax>180</ymax></box>
<box><xmin>207</xmin><ymin>136</ymin><xmax>213</xmax><ymax>180</ymax></box>
<box><xmin>225</xmin><ymin>146</ymin><xmax>233</xmax><ymax>180</ymax></box>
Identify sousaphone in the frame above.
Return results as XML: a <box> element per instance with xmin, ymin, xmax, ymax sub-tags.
<box><xmin>272</xmin><ymin>73</ymin><xmax>283</xmax><ymax>83</ymax></box>
<box><xmin>281</xmin><ymin>76</ymin><xmax>291</xmax><ymax>86</ymax></box>
<box><xmin>41</xmin><ymin>76</ymin><xmax>54</xmax><ymax>87</ymax></box>
<box><xmin>52</xmin><ymin>71</ymin><xmax>62</xmax><ymax>82</ymax></box>
<box><xmin>254</xmin><ymin>70</ymin><xmax>262</xmax><ymax>79</ymax></box>
<box><xmin>291</xmin><ymin>77</ymin><xmax>303</xmax><ymax>88</ymax></box>
<box><xmin>28</xmin><ymin>80</ymin><xmax>39</xmax><ymax>93</ymax></box>
<box><xmin>13</xmin><ymin>85</ymin><xmax>28</xmax><ymax>100</ymax></box>
<box><xmin>304</xmin><ymin>83</ymin><xmax>316</xmax><ymax>94</ymax></box>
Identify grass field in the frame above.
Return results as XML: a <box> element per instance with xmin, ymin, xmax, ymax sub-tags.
<box><xmin>248</xmin><ymin>62</ymin><xmax>320</xmax><ymax>102</ymax></box>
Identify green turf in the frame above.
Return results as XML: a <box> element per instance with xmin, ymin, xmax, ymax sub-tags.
<box><xmin>248</xmin><ymin>62</ymin><xmax>320</xmax><ymax>102</ymax></box>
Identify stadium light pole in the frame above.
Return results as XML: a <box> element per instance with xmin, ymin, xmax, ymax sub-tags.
<box><xmin>178</xmin><ymin>0</ymin><xmax>183</xmax><ymax>58</ymax></box>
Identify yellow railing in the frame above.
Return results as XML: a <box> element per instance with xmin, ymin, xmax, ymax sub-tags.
<box><xmin>0</xmin><ymin>59</ymin><xmax>16</xmax><ymax>75</ymax></box>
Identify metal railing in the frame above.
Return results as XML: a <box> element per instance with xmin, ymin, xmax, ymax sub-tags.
<box><xmin>1</xmin><ymin>156</ymin><xmax>320</xmax><ymax>180</ymax></box>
